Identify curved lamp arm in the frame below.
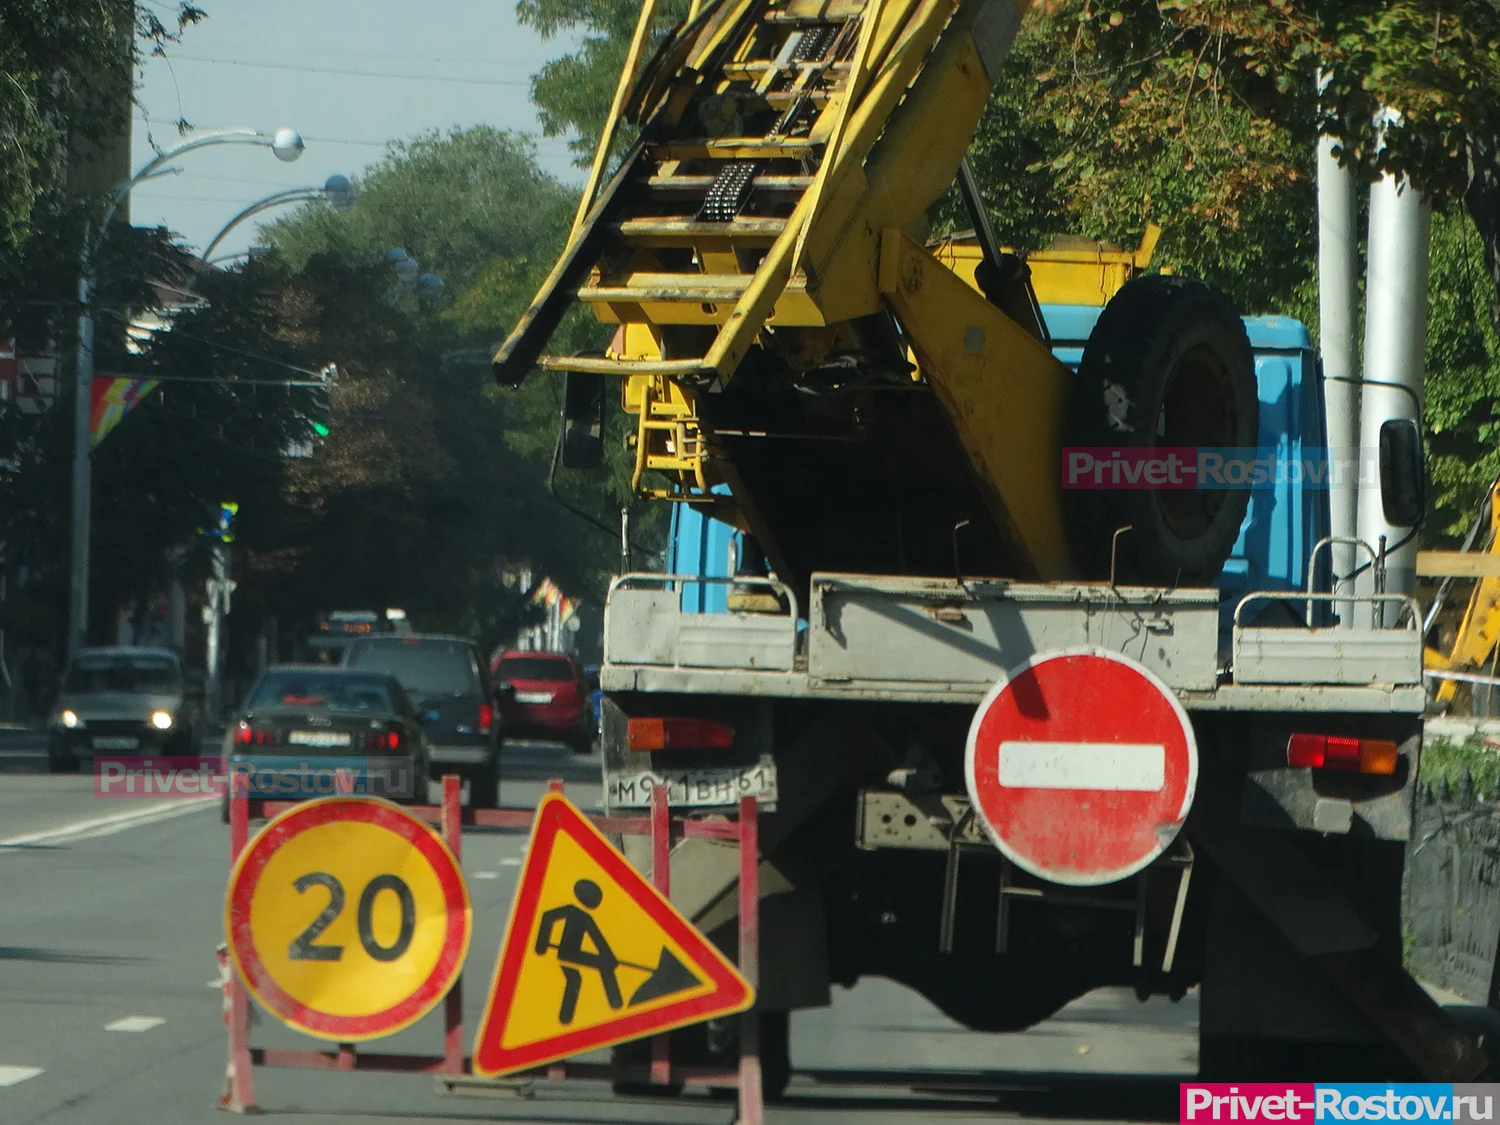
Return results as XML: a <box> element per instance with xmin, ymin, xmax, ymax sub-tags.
<box><xmin>201</xmin><ymin>176</ymin><xmax>356</xmax><ymax>263</ymax></box>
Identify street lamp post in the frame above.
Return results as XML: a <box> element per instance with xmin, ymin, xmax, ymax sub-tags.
<box><xmin>69</xmin><ymin>128</ymin><xmax>304</xmax><ymax>658</ymax></box>
<box><xmin>200</xmin><ymin>175</ymin><xmax>357</xmax><ymax>263</ymax></box>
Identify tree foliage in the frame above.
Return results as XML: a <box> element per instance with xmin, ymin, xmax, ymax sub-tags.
<box><xmin>519</xmin><ymin>0</ymin><xmax>689</xmax><ymax>162</ymax></box>
<box><xmin>256</xmin><ymin>126</ymin><xmax>658</xmax><ymax>650</ymax></box>
<box><xmin>0</xmin><ymin>0</ymin><xmax>204</xmax><ymax>246</ymax></box>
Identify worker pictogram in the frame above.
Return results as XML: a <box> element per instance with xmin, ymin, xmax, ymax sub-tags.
<box><xmin>472</xmin><ymin>793</ymin><xmax>753</xmax><ymax>1077</ymax></box>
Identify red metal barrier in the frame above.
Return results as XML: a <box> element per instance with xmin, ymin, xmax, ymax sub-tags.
<box><xmin>217</xmin><ymin>775</ymin><xmax>762</xmax><ymax>1123</ymax></box>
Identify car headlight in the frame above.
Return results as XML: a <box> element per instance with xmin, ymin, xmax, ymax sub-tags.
<box><xmin>150</xmin><ymin>710</ymin><xmax>174</xmax><ymax>731</ymax></box>
<box><xmin>60</xmin><ymin>709</ymin><xmax>81</xmax><ymax>729</ymax></box>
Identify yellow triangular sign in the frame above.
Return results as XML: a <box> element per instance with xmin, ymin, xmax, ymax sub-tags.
<box><xmin>472</xmin><ymin>793</ymin><xmax>754</xmax><ymax>1076</ymax></box>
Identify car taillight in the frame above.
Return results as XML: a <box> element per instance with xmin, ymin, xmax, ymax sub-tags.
<box><xmin>233</xmin><ymin>723</ymin><xmax>276</xmax><ymax>746</ymax></box>
<box><xmin>627</xmin><ymin>717</ymin><xmax>734</xmax><ymax>752</ymax></box>
<box><xmin>477</xmin><ymin>702</ymin><xmax>493</xmax><ymax>736</ymax></box>
<box><xmin>364</xmin><ymin>729</ymin><xmax>402</xmax><ymax>751</ymax></box>
<box><xmin>1287</xmin><ymin>733</ymin><xmax>1399</xmax><ymax>775</ymax></box>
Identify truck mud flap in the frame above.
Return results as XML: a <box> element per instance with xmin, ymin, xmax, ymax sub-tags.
<box><xmin>1189</xmin><ymin>756</ymin><xmax>1489</xmax><ymax>1081</ymax></box>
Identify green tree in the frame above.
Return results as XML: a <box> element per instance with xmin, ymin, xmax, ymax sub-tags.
<box><xmin>261</xmin><ymin>127</ymin><xmax>660</xmax><ymax>648</ymax></box>
<box><xmin>519</xmin><ymin>0</ymin><xmax>689</xmax><ymax>162</ymax></box>
<box><xmin>0</xmin><ymin>0</ymin><xmax>203</xmax><ymax>246</ymax></box>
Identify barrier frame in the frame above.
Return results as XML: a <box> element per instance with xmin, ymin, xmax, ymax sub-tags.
<box><xmin>219</xmin><ymin>775</ymin><xmax>762</xmax><ymax>1123</ymax></box>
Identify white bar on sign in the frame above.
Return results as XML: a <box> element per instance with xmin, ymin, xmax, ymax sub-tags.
<box><xmin>997</xmin><ymin>741</ymin><xmax>1166</xmax><ymax>791</ymax></box>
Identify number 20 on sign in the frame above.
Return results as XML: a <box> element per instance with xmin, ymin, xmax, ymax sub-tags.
<box><xmin>224</xmin><ymin>797</ymin><xmax>472</xmax><ymax>1041</ymax></box>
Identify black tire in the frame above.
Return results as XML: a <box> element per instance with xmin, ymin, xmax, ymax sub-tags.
<box><xmin>1065</xmin><ymin>274</ymin><xmax>1258</xmax><ymax>585</ymax></box>
<box><xmin>47</xmin><ymin>751</ymin><xmax>77</xmax><ymax>774</ymax></box>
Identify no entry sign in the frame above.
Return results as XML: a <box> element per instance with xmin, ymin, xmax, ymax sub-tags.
<box><xmin>964</xmin><ymin>648</ymin><xmax>1197</xmax><ymax>886</ymax></box>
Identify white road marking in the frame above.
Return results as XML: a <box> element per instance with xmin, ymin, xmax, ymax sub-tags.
<box><xmin>500</xmin><ymin>857</ymin><xmax>522</xmax><ymax>867</ymax></box>
<box><xmin>105</xmin><ymin>1016</ymin><xmax>165</xmax><ymax>1033</ymax></box>
<box><xmin>0</xmin><ymin>799</ymin><xmax>214</xmax><ymax>851</ymax></box>
<box><xmin>997</xmin><ymin>741</ymin><xmax>1166</xmax><ymax>792</ymax></box>
<box><xmin>206</xmin><ymin>980</ymin><xmax>224</xmax><ymax>989</ymax></box>
<box><xmin>472</xmin><ymin>871</ymin><xmax>500</xmax><ymax>880</ymax></box>
<box><xmin>0</xmin><ymin>1066</ymin><xmax>43</xmax><ymax>1087</ymax></box>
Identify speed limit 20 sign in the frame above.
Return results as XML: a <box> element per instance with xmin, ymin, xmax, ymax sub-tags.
<box><xmin>224</xmin><ymin>798</ymin><xmax>472</xmax><ymax>1041</ymax></box>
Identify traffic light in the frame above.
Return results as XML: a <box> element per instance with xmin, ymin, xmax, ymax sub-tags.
<box><xmin>215</xmin><ymin>501</ymin><xmax>239</xmax><ymax>544</ymax></box>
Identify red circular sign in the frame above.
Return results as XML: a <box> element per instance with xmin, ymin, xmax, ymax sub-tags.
<box><xmin>225</xmin><ymin>798</ymin><xmax>470</xmax><ymax>1041</ymax></box>
<box><xmin>964</xmin><ymin>648</ymin><xmax>1197</xmax><ymax>886</ymax></box>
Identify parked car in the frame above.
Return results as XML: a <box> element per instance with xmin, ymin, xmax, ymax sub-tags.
<box><xmin>490</xmin><ymin>650</ymin><xmax>592</xmax><ymax>753</ymax></box>
<box><xmin>221</xmin><ymin>666</ymin><xmax>430</xmax><ymax>821</ymax></box>
<box><xmin>48</xmin><ymin>647</ymin><xmax>199</xmax><ymax>771</ymax></box>
<box><xmin>343</xmin><ymin>635</ymin><xmax>500</xmax><ymax>807</ymax></box>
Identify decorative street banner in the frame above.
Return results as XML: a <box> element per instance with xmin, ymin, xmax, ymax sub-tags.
<box><xmin>90</xmin><ymin>376</ymin><xmax>158</xmax><ymax>448</ymax></box>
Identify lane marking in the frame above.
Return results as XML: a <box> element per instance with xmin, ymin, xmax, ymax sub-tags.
<box><xmin>105</xmin><ymin>1016</ymin><xmax>165</xmax><ymax>1033</ymax></box>
<box><xmin>473</xmin><ymin>871</ymin><xmax>500</xmax><ymax>879</ymax></box>
<box><xmin>500</xmin><ymin>858</ymin><xmax>522</xmax><ymax>867</ymax></box>
<box><xmin>0</xmin><ymin>1066</ymin><xmax>43</xmax><ymax>1087</ymax></box>
<box><xmin>0</xmin><ymin>799</ymin><xmax>214</xmax><ymax>851</ymax></box>
<box><xmin>997</xmin><ymin>741</ymin><xmax>1166</xmax><ymax>792</ymax></box>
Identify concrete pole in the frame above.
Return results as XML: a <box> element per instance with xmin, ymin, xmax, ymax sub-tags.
<box><xmin>69</xmin><ymin>274</ymin><xmax>95</xmax><ymax>658</ymax></box>
<box><xmin>1315</xmin><ymin>125</ymin><xmax>1361</xmax><ymax>614</ymax></box>
<box><xmin>1356</xmin><ymin>163</ymin><xmax>1431</xmax><ymax>617</ymax></box>
<box><xmin>204</xmin><ymin>542</ymin><xmax>229</xmax><ymax>721</ymax></box>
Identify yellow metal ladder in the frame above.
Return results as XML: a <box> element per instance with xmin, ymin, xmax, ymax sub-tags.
<box><xmin>492</xmin><ymin>0</ymin><xmax>1015</xmax><ymax>388</ymax></box>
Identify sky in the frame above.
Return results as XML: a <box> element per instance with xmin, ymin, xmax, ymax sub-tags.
<box><xmin>129</xmin><ymin>0</ymin><xmax>584</xmax><ymax>260</ymax></box>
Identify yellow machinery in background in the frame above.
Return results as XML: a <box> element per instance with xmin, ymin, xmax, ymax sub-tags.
<box><xmin>1421</xmin><ymin>479</ymin><xmax>1500</xmax><ymax>710</ymax></box>
<box><xmin>493</xmin><ymin>0</ymin><xmax>1254</xmax><ymax>593</ymax></box>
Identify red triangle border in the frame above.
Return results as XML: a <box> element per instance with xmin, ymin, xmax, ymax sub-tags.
<box><xmin>471</xmin><ymin>793</ymin><xmax>753</xmax><ymax>1076</ymax></box>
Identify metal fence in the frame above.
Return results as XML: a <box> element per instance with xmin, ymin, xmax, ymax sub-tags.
<box><xmin>1407</xmin><ymin>776</ymin><xmax>1500</xmax><ymax>1005</ymax></box>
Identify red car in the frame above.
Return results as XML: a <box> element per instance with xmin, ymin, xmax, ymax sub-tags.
<box><xmin>491</xmin><ymin>651</ymin><xmax>593</xmax><ymax>753</ymax></box>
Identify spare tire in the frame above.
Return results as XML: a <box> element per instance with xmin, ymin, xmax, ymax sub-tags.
<box><xmin>1065</xmin><ymin>275</ymin><xmax>1258</xmax><ymax>586</ymax></box>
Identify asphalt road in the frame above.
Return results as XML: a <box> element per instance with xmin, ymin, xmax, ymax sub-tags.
<box><xmin>0</xmin><ymin>732</ymin><xmax>1195</xmax><ymax>1124</ymax></box>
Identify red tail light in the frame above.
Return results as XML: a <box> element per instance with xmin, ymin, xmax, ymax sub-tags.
<box><xmin>627</xmin><ymin>717</ymin><xmax>734</xmax><ymax>752</ymax></box>
<box><xmin>233</xmin><ymin>723</ymin><xmax>277</xmax><ymax>746</ymax></box>
<box><xmin>477</xmin><ymin>702</ymin><xmax>494</xmax><ymax>736</ymax></box>
<box><xmin>1288</xmin><ymin>733</ymin><xmax>1399</xmax><ymax>775</ymax></box>
<box><xmin>364</xmin><ymin>729</ymin><xmax>402</xmax><ymax>751</ymax></box>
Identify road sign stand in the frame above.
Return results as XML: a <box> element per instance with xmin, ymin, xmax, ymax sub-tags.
<box><xmin>218</xmin><ymin>775</ymin><xmax>763</xmax><ymax>1125</ymax></box>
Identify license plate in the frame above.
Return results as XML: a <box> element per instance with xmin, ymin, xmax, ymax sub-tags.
<box><xmin>608</xmin><ymin>764</ymin><xmax>778</xmax><ymax>809</ymax></box>
<box><xmin>514</xmin><ymin>691</ymin><xmax>554</xmax><ymax>704</ymax></box>
<box><xmin>289</xmin><ymin>730</ymin><xmax>352</xmax><ymax>748</ymax></box>
<box><xmin>92</xmin><ymin>736</ymin><xmax>138</xmax><ymax>750</ymax></box>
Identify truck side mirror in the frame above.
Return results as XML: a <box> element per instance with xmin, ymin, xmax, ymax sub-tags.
<box><xmin>561</xmin><ymin>371</ymin><xmax>606</xmax><ymax>469</ymax></box>
<box><xmin>1378</xmin><ymin>419</ymin><xmax>1425</xmax><ymax>528</ymax></box>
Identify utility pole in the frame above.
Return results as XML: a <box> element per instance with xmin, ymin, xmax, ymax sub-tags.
<box><xmin>203</xmin><ymin>503</ymin><xmax>238</xmax><ymax>723</ymax></box>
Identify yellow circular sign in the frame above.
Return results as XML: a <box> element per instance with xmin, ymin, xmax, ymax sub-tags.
<box><xmin>225</xmin><ymin>797</ymin><xmax>471</xmax><ymax>1041</ymax></box>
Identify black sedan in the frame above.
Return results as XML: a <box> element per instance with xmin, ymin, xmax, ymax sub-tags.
<box><xmin>221</xmin><ymin>667</ymin><xmax>432</xmax><ymax>819</ymax></box>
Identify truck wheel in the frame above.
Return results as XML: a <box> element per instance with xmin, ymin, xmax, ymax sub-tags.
<box><xmin>1065</xmin><ymin>275</ymin><xmax>1258</xmax><ymax>585</ymax></box>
